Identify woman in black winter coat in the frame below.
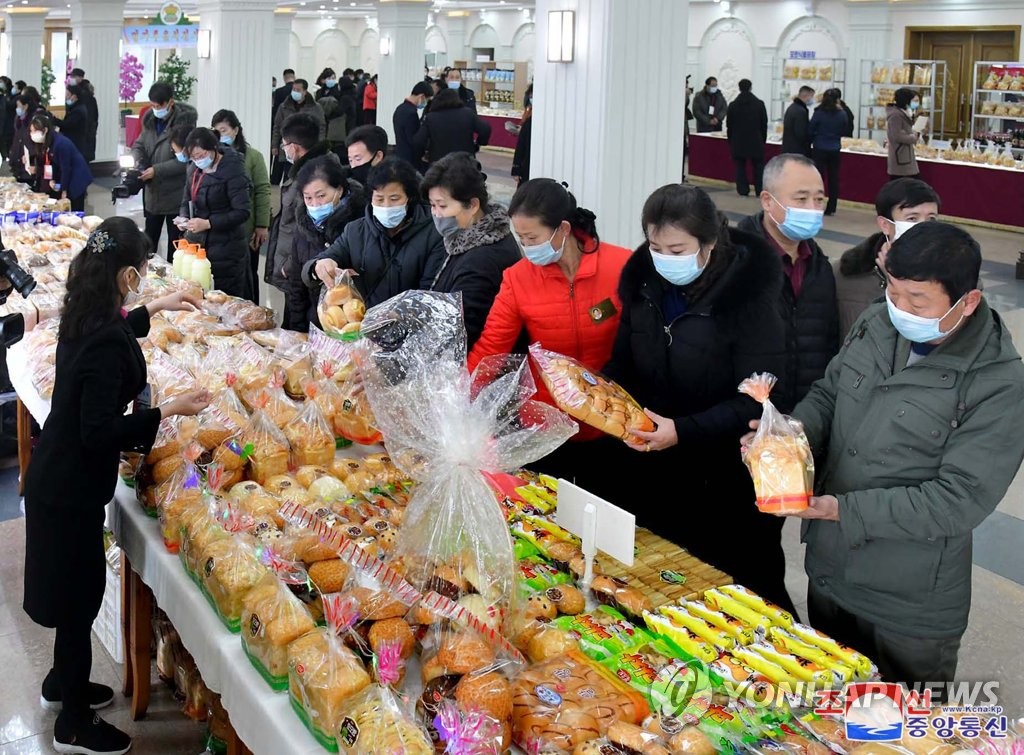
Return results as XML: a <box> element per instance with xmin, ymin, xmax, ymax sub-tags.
<box><xmin>179</xmin><ymin>128</ymin><xmax>253</xmax><ymax>300</ymax></box>
<box><xmin>23</xmin><ymin>217</ymin><xmax>209</xmax><ymax>755</ymax></box>
<box><xmin>421</xmin><ymin>152</ymin><xmax>521</xmax><ymax>348</ymax></box>
<box><xmin>602</xmin><ymin>183</ymin><xmax>795</xmax><ymax>614</ymax></box>
<box><xmin>9</xmin><ymin>93</ymin><xmax>49</xmax><ymax>183</ymax></box>
<box><xmin>290</xmin><ymin>156</ymin><xmax>367</xmax><ymax>330</ymax></box>
<box><xmin>413</xmin><ymin>88</ymin><xmax>491</xmax><ymax>166</ymax></box>
<box><xmin>303</xmin><ymin>157</ymin><xmax>446</xmax><ymax>308</ymax></box>
<box><xmin>58</xmin><ymin>83</ymin><xmax>96</xmax><ymax>162</ymax></box>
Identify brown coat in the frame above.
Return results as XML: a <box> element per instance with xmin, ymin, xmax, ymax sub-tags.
<box><xmin>885</xmin><ymin>105</ymin><xmax>919</xmax><ymax>176</ymax></box>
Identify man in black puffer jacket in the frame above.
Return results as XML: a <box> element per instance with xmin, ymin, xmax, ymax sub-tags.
<box><xmin>413</xmin><ymin>88</ymin><xmax>491</xmax><ymax>167</ymax></box>
<box><xmin>302</xmin><ymin>157</ymin><xmax>446</xmax><ymax>308</ymax></box>
<box><xmin>738</xmin><ymin>153</ymin><xmax>839</xmax><ymax>411</ymax></box>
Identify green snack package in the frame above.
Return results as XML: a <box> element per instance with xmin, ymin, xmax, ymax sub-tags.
<box><xmin>552</xmin><ymin>604</ymin><xmax>653</xmax><ymax>661</ymax></box>
<box><xmin>602</xmin><ymin>638</ymin><xmax>714</xmax><ymax>722</ymax></box>
<box><xmin>513</xmin><ymin>536</ymin><xmax>542</xmax><ymax>562</ymax></box>
<box><xmin>516</xmin><ymin>557</ymin><xmax>573</xmax><ymax>596</ymax></box>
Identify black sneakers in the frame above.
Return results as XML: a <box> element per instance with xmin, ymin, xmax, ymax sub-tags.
<box><xmin>40</xmin><ymin>681</ymin><xmax>116</xmax><ymax>712</ymax></box>
<box><xmin>53</xmin><ymin>713</ymin><xmax>132</xmax><ymax>755</ymax></box>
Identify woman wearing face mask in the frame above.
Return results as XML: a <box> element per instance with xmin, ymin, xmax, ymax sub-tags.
<box><xmin>0</xmin><ymin>76</ymin><xmax>15</xmax><ymax>160</ymax></box>
<box><xmin>362</xmin><ymin>74</ymin><xmax>378</xmax><ymax>125</ymax></box>
<box><xmin>178</xmin><ymin>127</ymin><xmax>254</xmax><ymax>300</ymax></box>
<box><xmin>23</xmin><ymin>217</ymin><xmax>210</xmax><ymax>755</ymax></box>
<box><xmin>289</xmin><ymin>157</ymin><xmax>367</xmax><ymax>329</ymax></box>
<box><xmin>56</xmin><ymin>83</ymin><xmax>96</xmax><ymax>163</ymax></box>
<box><xmin>413</xmin><ymin>88</ymin><xmax>492</xmax><ymax>166</ymax></box>
<box><xmin>468</xmin><ymin>179</ymin><xmax>631</xmax><ymax>485</ymax></box>
<box><xmin>211</xmin><ymin>110</ymin><xmax>271</xmax><ymax>301</ymax></box>
<box><xmin>304</xmin><ymin>157</ymin><xmax>446</xmax><ymax>308</ymax></box>
<box><xmin>886</xmin><ymin>87</ymin><xmax>922</xmax><ymax>179</ymax></box>
<box><xmin>9</xmin><ymin>90</ymin><xmax>48</xmax><ymax>183</ymax></box>
<box><xmin>422</xmin><ymin>152</ymin><xmax>520</xmax><ymax>348</ymax></box>
<box><xmin>603</xmin><ymin>183</ymin><xmax>794</xmax><ymax>614</ymax></box>
<box><xmin>21</xmin><ymin>114</ymin><xmax>92</xmax><ymax>212</ymax></box>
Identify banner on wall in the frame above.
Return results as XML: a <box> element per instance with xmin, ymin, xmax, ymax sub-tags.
<box><xmin>122</xmin><ymin>25</ymin><xmax>198</xmax><ymax>48</ymax></box>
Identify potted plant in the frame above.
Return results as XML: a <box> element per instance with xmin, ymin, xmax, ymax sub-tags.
<box><xmin>157</xmin><ymin>52</ymin><xmax>197</xmax><ymax>104</ymax></box>
<box><xmin>119</xmin><ymin>53</ymin><xmax>145</xmax><ymax>124</ymax></box>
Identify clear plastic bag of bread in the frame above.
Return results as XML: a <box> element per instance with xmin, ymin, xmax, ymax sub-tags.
<box><xmin>288</xmin><ymin>593</ymin><xmax>373</xmax><ymax>749</ymax></box>
<box><xmin>146</xmin><ymin>414</ymin><xmax>200</xmax><ymax>477</ymax></box>
<box><xmin>196</xmin><ymin>378</ymin><xmax>249</xmax><ymax>449</ymax></box>
<box><xmin>273</xmin><ymin>329</ymin><xmax>312</xmax><ymax>399</ymax></box>
<box><xmin>239</xmin><ymin>394</ymin><xmax>291</xmax><ymax>485</ymax></box>
<box><xmin>200</xmin><ymin>524</ymin><xmax>269</xmax><ymax>631</ymax></box>
<box><xmin>241</xmin><ymin>558</ymin><xmax>316</xmax><ymax>689</ymax></box>
<box><xmin>308</xmin><ymin>324</ymin><xmax>358</xmax><ymax>383</ymax></box>
<box><xmin>335</xmin><ymin>683</ymin><xmax>432</xmax><ymax>755</ymax></box>
<box><xmin>243</xmin><ymin>371</ymin><xmax>299</xmax><ymax>429</ymax></box>
<box><xmin>156</xmin><ymin>443</ymin><xmax>207</xmax><ymax>552</ymax></box>
<box><xmin>529</xmin><ymin>343</ymin><xmax>654</xmax><ymax>442</ymax></box>
<box><xmin>284</xmin><ymin>383</ymin><xmax>336</xmax><ymax>468</ymax></box>
<box><xmin>148</xmin><ymin>347</ymin><xmax>197</xmax><ymax>403</ymax></box>
<box><xmin>333</xmin><ymin>372</ymin><xmax>382</xmax><ymax>445</ymax></box>
<box><xmin>309</xmin><ymin>361</ymin><xmax>345</xmax><ymax>434</ymax></box>
<box><xmin>512</xmin><ymin>648</ymin><xmax>650</xmax><ymax>753</ymax></box>
<box><xmin>738</xmin><ymin>373</ymin><xmax>814</xmax><ymax>515</ymax></box>
<box><xmin>318</xmin><ymin>269</ymin><xmax>365</xmax><ymax>340</ymax></box>
<box><xmin>353</xmin><ymin>291</ymin><xmax>576</xmax><ymax>634</ymax></box>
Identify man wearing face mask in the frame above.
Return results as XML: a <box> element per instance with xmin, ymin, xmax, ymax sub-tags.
<box><xmin>266</xmin><ymin>114</ymin><xmax>339</xmax><ymax>326</ymax></box>
<box><xmin>445</xmin><ymin>68</ymin><xmax>477</xmax><ymax>113</ymax></box>
<box><xmin>691</xmin><ymin>76</ymin><xmax>728</xmax><ymax>133</ymax></box>
<box><xmin>738</xmin><ymin>153</ymin><xmax>839</xmax><ymax>412</ymax></box>
<box><xmin>271</xmin><ymin>78</ymin><xmax>326</xmax><ymax>169</ymax></box>
<box><xmin>782</xmin><ymin>86</ymin><xmax>815</xmax><ymax>157</ymax></box>
<box><xmin>303</xmin><ymin>157</ymin><xmax>446</xmax><ymax>309</ymax></box>
<box><xmin>131</xmin><ymin>82</ymin><xmax>197</xmax><ymax>259</ymax></box>
<box><xmin>394</xmin><ymin>81</ymin><xmax>434</xmax><ymax>170</ymax></box>
<box><xmin>742</xmin><ymin>222</ymin><xmax>1024</xmax><ymax>692</ymax></box>
<box><xmin>346</xmin><ymin>125</ymin><xmax>389</xmax><ymax>185</ymax></box>
<box><xmin>835</xmin><ymin>178</ymin><xmax>940</xmax><ymax>336</ymax></box>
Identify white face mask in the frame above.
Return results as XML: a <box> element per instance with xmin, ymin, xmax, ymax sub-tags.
<box><xmin>30</xmin><ymin>131</ymin><xmax>45</xmax><ymax>144</ymax></box>
<box><xmin>887</xmin><ymin>219</ymin><xmax>918</xmax><ymax>244</ymax></box>
<box><xmin>123</xmin><ymin>267</ymin><xmax>144</xmax><ymax>306</ymax></box>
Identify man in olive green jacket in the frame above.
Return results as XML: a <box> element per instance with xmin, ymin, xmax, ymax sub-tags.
<box><xmin>751</xmin><ymin>221</ymin><xmax>1024</xmax><ymax>689</ymax></box>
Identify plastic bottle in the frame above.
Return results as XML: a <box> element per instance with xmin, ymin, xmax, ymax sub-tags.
<box><xmin>178</xmin><ymin>244</ymin><xmax>196</xmax><ymax>282</ymax></box>
<box><xmin>191</xmin><ymin>248</ymin><xmax>212</xmax><ymax>291</ymax></box>
<box><xmin>172</xmin><ymin>240</ymin><xmax>186</xmax><ymax>278</ymax></box>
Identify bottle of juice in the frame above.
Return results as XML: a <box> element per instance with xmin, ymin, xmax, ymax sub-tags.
<box><xmin>178</xmin><ymin>244</ymin><xmax>197</xmax><ymax>282</ymax></box>
<box><xmin>191</xmin><ymin>248</ymin><xmax>212</xmax><ymax>291</ymax></box>
<box><xmin>172</xmin><ymin>239</ymin><xmax>187</xmax><ymax>278</ymax></box>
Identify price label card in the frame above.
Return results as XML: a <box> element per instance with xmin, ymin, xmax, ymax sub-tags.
<box><xmin>555</xmin><ymin>480</ymin><xmax>635</xmax><ymax>567</ymax></box>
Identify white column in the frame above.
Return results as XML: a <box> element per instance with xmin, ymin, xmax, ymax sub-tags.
<box><xmin>3</xmin><ymin>8</ymin><xmax>48</xmax><ymax>83</ymax></box>
<box><xmin>71</xmin><ymin>0</ymin><xmax>126</xmax><ymax>163</ymax></box>
<box><xmin>847</xmin><ymin>4</ymin><xmax>892</xmax><ymax>138</ymax></box>
<box><xmin>376</xmin><ymin>1</ymin><xmax>428</xmax><ymax>144</ymax></box>
<box><xmin>533</xmin><ymin>0</ymin><xmax>688</xmax><ymax>249</ymax></box>
<box><xmin>196</xmin><ymin>0</ymin><xmax>277</xmax><ymax>166</ymax></box>
<box><xmin>273</xmin><ymin>9</ymin><xmax>296</xmax><ymax>83</ymax></box>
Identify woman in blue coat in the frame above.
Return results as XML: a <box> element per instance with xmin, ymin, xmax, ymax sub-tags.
<box><xmin>25</xmin><ymin>114</ymin><xmax>92</xmax><ymax>211</ymax></box>
<box><xmin>808</xmin><ymin>91</ymin><xmax>849</xmax><ymax>216</ymax></box>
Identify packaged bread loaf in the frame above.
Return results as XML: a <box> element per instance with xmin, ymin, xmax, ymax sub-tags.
<box><xmin>333</xmin><ymin>377</ymin><xmax>382</xmax><ymax>445</ymax></box>
<box><xmin>273</xmin><ymin>330</ymin><xmax>312</xmax><ymax>399</ymax></box>
<box><xmin>318</xmin><ymin>269</ymin><xmax>365</xmax><ymax>340</ymax></box>
<box><xmin>240</xmin><ymin>397</ymin><xmax>291</xmax><ymax>485</ymax></box>
<box><xmin>201</xmin><ymin>534</ymin><xmax>269</xmax><ymax>631</ymax></box>
<box><xmin>284</xmin><ymin>385</ymin><xmax>336</xmax><ymax>468</ymax></box>
<box><xmin>156</xmin><ymin>447</ymin><xmax>207</xmax><ymax>552</ymax></box>
<box><xmin>241</xmin><ymin>567</ymin><xmax>316</xmax><ymax>689</ymax></box>
<box><xmin>739</xmin><ymin>373</ymin><xmax>814</xmax><ymax>514</ymax></box>
<box><xmin>335</xmin><ymin>684</ymin><xmax>432</xmax><ymax>754</ymax></box>
<box><xmin>530</xmin><ymin>343</ymin><xmax>654</xmax><ymax>442</ymax></box>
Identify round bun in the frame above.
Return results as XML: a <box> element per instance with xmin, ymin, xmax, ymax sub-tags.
<box><xmin>455</xmin><ymin>671</ymin><xmax>513</xmax><ymax>721</ymax></box>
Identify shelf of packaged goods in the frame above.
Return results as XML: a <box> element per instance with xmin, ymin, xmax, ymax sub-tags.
<box><xmin>976</xmin><ymin>89</ymin><xmax>1023</xmax><ymax>95</ymax></box>
<box><xmin>974</xmin><ymin>114</ymin><xmax>1024</xmax><ymax>120</ymax></box>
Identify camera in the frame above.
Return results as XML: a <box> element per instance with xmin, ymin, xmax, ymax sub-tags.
<box><xmin>112</xmin><ymin>154</ymin><xmax>145</xmax><ymax>202</ymax></box>
<box><xmin>0</xmin><ymin>240</ymin><xmax>37</xmax><ymax>347</ymax></box>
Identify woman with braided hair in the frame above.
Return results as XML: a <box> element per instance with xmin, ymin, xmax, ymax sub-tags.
<box><xmin>22</xmin><ymin>217</ymin><xmax>211</xmax><ymax>755</ymax></box>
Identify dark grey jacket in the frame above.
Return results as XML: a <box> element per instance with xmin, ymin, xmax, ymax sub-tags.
<box><xmin>795</xmin><ymin>299</ymin><xmax>1024</xmax><ymax>638</ymax></box>
<box><xmin>130</xmin><ymin>103</ymin><xmax>197</xmax><ymax>216</ymax></box>
<box><xmin>691</xmin><ymin>88</ymin><xmax>728</xmax><ymax>132</ymax></box>
<box><xmin>782</xmin><ymin>99</ymin><xmax>811</xmax><ymax>157</ymax></box>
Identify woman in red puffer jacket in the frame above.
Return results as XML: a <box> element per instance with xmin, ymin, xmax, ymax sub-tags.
<box><xmin>469</xmin><ymin>179</ymin><xmax>631</xmax><ymax>488</ymax></box>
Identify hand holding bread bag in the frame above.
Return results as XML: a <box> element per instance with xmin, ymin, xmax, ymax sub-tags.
<box><xmin>318</xmin><ymin>269</ymin><xmax>365</xmax><ymax>339</ymax></box>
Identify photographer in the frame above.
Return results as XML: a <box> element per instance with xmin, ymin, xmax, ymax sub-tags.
<box><xmin>130</xmin><ymin>82</ymin><xmax>197</xmax><ymax>261</ymax></box>
<box><xmin>22</xmin><ymin>115</ymin><xmax>92</xmax><ymax>212</ymax></box>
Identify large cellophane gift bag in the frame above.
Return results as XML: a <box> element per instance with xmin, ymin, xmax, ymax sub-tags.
<box><xmin>738</xmin><ymin>373</ymin><xmax>814</xmax><ymax>514</ymax></box>
<box><xmin>529</xmin><ymin>343</ymin><xmax>654</xmax><ymax>442</ymax></box>
<box><xmin>335</xmin><ymin>683</ymin><xmax>432</xmax><ymax>755</ymax></box>
<box><xmin>288</xmin><ymin>593</ymin><xmax>373</xmax><ymax>751</ymax></box>
<box><xmin>241</xmin><ymin>555</ymin><xmax>316</xmax><ymax>690</ymax></box>
<box><xmin>353</xmin><ymin>291</ymin><xmax>577</xmax><ymax>639</ymax></box>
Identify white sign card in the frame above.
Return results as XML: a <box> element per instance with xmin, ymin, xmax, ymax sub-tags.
<box><xmin>555</xmin><ymin>480</ymin><xmax>636</xmax><ymax>589</ymax></box>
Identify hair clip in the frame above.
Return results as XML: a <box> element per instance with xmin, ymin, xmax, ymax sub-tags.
<box><xmin>87</xmin><ymin>230</ymin><xmax>115</xmax><ymax>254</ymax></box>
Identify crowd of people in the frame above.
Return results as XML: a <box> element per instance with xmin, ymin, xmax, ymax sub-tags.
<box><xmin>697</xmin><ymin>74</ymin><xmax>928</xmax><ymax>215</ymax></box>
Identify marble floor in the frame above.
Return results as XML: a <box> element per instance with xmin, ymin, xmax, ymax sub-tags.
<box><xmin>0</xmin><ymin>149</ymin><xmax>1021</xmax><ymax>753</ymax></box>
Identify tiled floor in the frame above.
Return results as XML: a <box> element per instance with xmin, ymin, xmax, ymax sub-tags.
<box><xmin>1</xmin><ymin>150</ymin><xmax>1021</xmax><ymax>753</ymax></box>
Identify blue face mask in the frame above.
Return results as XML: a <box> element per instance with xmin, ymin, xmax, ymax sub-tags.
<box><xmin>219</xmin><ymin>133</ymin><xmax>234</xmax><ymax>145</ymax></box>
<box><xmin>416</xmin><ymin>101</ymin><xmax>427</xmax><ymax>110</ymax></box>
<box><xmin>910</xmin><ymin>101</ymin><xmax>920</xmax><ymax>111</ymax></box>
<box><xmin>307</xmin><ymin>201</ymin><xmax>335</xmax><ymax>225</ymax></box>
<box><xmin>152</xmin><ymin>107</ymin><xmax>169</xmax><ymax>119</ymax></box>
<box><xmin>708</xmin><ymin>86</ymin><xmax>719</xmax><ymax>94</ymax></box>
<box><xmin>175</xmin><ymin>151</ymin><xmax>188</xmax><ymax>163</ymax></box>
<box><xmin>291</xmin><ymin>90</ymin><xmax>303</xmax><ymax>102</ymax></box>
<box><xmin>885</xmin><ymin>290</ymin><xmax>965</xmax><ymax>344</ymax></box>
<box><xmin>651</xmin><ymin>247</ymin><xmax>709</xmax><ymax>287</ymax></box>
<box><xmin>447</xmin><ymin>80</ymin><xmax>461</xmax><ymax>90</ymax></box>
<box><xmin>325</xmin><ymin>79</ymin><xmax>337</xmax><ymax>88</ymax></box>
<box><xmin>768</xmin><ymin>195</ymin><xmax>824</xmax><ymax>241</ymax></box>
<box><xmin>521</xmin><ymin>228</ymin><xmax>564</xmax><ymax>266</ymax></box>
<box><xmin>372</xmin><ymin>204</ymin><xmax>407</xmax><ymax>229</ymax></box>
<box><xmin>65</xmin><ymin>98</ymin><xmax>75</xmax><ymax>107</ymax></box>
<box><xmin>194</xmin><ymin>155</ymin><xmax>214</xmax><ymax>171</ymax></box>
<box><xmin>16</xmin><ymin>106</ymin><xmax>25</xmax><ymax>118</ymax></box>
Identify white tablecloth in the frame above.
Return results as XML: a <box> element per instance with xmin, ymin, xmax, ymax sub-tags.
<box><xmin>112</xmin><ymin>481</ymin><xmax>325</xmax><ymax>755</ymax></box>
<box><xmin>6</xmin><ymin>338</ymin><xmax>50</xmax><ymax>425</ymax></box>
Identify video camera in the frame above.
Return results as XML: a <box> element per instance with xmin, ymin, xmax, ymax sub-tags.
<box><xmin>0</xmin><ymin>238</ymin><xmax>38</xmax><ymax>348</ymax></box>
<box><xmin>112</xmin><ymin>154</ymin><xmax>145</xmax><ymax>202</ymax></box>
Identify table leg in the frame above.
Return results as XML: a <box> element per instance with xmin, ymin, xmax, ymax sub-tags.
<box><xmin>16</xmin><ymin>398</ymin><xmax>31</xmax><ymax>496</ymax></box>
<box><xmin>127</xmin><ymin>568</ymin><xmax>153</xmax><ymax>720</ymax></box>
<box><xmin>121</xmin><ymin>551</ymin><xmax>133</xmax><ymax>699</ymax></box>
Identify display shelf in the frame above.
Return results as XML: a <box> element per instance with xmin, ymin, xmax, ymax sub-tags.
<box><xmin>971</xmin><ymin>61</ymin><xmax>1024</xmax><ymax>142</ymax></box>
<box><xmin>859</xmin><ymin>59</ymin><xmax>947</xmax><ymax>141</ymax></box>
<box><xmin>770</xmin><ymin>56</ymin><xmax>846</xmax><ymax>122</ymax></box>
<box><xmin>454</xmin><ymin>59</ymin><xmax>530</xmax><ymax>109</ymax></box>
